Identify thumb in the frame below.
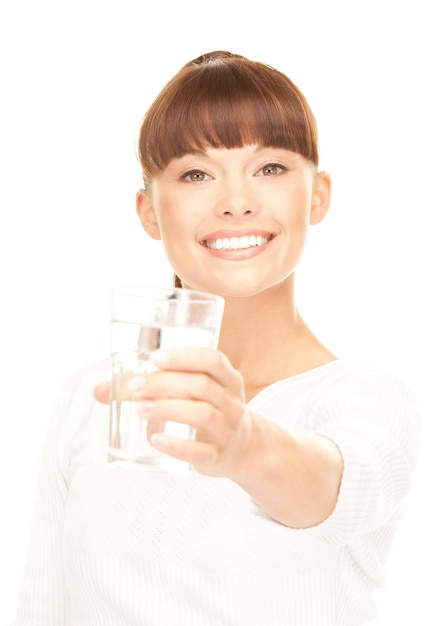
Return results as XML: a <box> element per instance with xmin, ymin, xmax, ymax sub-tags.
<box><xmin>93</xmin><ymin>381</ymin><xmax>111</xmax><ymax>405</ymax></box>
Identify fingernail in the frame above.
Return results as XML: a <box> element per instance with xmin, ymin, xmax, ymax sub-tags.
<box><xmin>150</xmin><ymin>350</ymin><xmax>170</xmax><ymax>368</ymax></box>
<box><xmin>137</xmin><ymin>400</ymin><xmax>154</xmax><ymax>415</ymax></box>
<box><xmin>129</xmin><ymin>376</ymin><xmax>146</xmax><ymax>391</ymax></box>
<box><xmin>151</xmin><ymin>433</ymin><xmax>169</xmax><ymax>449</ymax></box>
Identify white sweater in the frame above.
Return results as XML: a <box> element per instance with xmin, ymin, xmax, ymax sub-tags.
<box><xmin>11</xmin><ymin>359</ymin><xmax>421</xmax><ymax>626</ymax></box>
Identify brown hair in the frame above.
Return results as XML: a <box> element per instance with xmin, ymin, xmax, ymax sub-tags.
<box><xmin>138</xmin><ymin>51</ymin><xmax>319</xmax><ymax>183</ymax></box>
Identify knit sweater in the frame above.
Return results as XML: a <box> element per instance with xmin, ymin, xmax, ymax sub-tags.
<box><xmin>11</xmin><ymin>359</ymin><xmax>421</xmax><ymax>626</ymax></box>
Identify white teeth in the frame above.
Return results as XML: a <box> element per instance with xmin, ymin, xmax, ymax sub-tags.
<box><xmin>205</xmin><ymin>235</ymin><xmax>270</xmax><ymax>250</ymax></box>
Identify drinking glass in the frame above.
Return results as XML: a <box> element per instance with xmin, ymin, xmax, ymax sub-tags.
<box><xmin>108</xmin><ymin>286</ymin><xmax>225</xmax><ymax>471</ymax></box>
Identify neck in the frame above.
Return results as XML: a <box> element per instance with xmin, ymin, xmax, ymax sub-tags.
<box><xmin>218</xmin><ymin>280</ymin><xmax>297</xmax><ymax>354</ymax></box>
<box><xmin>217</xmin><ymin>278</ymin><xmax>336</xmax><ymax>397</ymax></box>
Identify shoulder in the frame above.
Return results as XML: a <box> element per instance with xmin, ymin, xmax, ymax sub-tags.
<box><xmin>308</xmin><ymin>362</ymin><xmax>422</xmax><ymax>468</ymax></box>
<box><xmin>308</xmin><ymin>361</ymin><xmax>421</xmax><ymax>424</ymax></box>
<box><xmin>50</xmin><ymin>359</ymin><xmax>111</xmax><ymax>471</ymax></box>
<box><xmin>315</xmin><ymin>361</ymin><xmax>420</xmax><ymax>415</ymax></box>
<box><xmin>250</xmin><ymin>360</ymin><xmax>421</xmax><ymax>431</ymax></box>
<box><xmin>256</xmin><ymin>360</ymin><xmax>422</xmax><ymax>450</ymax></box>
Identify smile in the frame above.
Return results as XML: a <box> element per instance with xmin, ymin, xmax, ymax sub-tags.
<box><xmin>202</xmin><ymin>234</ymin><xmax>273</xmax><ymax>251</ymax></box>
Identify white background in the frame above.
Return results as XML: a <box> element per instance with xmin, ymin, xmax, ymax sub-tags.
<box><xmin>1</xmin><ymin>1</ymin><xmax>429</xmax><ymax>623</ymax></box>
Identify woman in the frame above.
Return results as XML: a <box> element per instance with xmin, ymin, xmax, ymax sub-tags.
<box><xmin>11</xmin><ymin>51</ymin><xmax>421</xmax><ymax>626</ymax></box>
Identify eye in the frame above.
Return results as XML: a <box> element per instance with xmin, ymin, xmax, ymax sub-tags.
<box><xmin>256</xmin><ymin>163</ymin><xmax>286</xmax><ymax>177</ymax></box>
<box><xmin>181</xmin><ymin>169</ymin><xmax>211</xmax><ymax>182</ymax></box>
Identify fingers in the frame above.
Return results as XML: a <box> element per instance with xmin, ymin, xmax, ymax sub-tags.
<box><xmin>91</xmin><ymin>348</ymin><xmax>250</xmax><ymax>477</ymax></box>
<box><xmin>93</xmin><ymin>349</ymin><xmax>241</xmax><ymax>406</ymax></box>
<box><xmin>92</xmin><ymin>368</ymin><xmax>222</xmax><ymax>409</ymax></box>
<box><xmin>138</xmin><ymin>371</ymin><xmax>226</xmax><ymax>412</ymax></box>
<box><xmin>138</xmin><ymin>397</ymin><xmax>220</xmax><ymax>439</ymax></box>
<box><xmin>151</xmin><ymin>348</ymin><xmax>238</xmax><ymax>389</ymax></box>
<box><xmin>93</xmin><ymin>371</ymin><xmax>148</xmax><ymax>405</ymax></box>
<box><xmin>92</xmin><ymin>373</ymin><xmax>147</xmax><ymax>404</ymax></box>
<box><xmin>150</xmin><ymin>433</ymin><xmax>217</xmax><ymax>471</ymax></box>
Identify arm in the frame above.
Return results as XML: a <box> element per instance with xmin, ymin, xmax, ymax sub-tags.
<box><xmin>8</xmin><ymin>357</ymin><xmax>107</xmax><ymax>625</ymax></box>
<box><xmin>10</xmin><ymin>392</ymin><xmax>69</xmax><ymax>625</ymax></box>
<box><xmin>226</xmin><ymin>419</ymin><xmax>343</xmax><ymax>528</ymax></box>
<box><xmin>94</xmin><ymin>349</ymin><xmax>421</xmax><ymax>532</ymax></box>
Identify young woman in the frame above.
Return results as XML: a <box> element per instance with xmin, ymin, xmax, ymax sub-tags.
<box><xmin>11</xmin><ymin>51</ymin><xmax>421</xmax><ymax>626</ymax></box>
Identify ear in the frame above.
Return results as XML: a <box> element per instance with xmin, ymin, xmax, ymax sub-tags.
<box><xmin>136</xmin><ymin>189</ymin><xmax>162</xmax><ymax>240</ymax></box>
<box><xmin>310</xmin><ymin>171</ymin><xmax>331</xmax><ymax>225</ymax></box>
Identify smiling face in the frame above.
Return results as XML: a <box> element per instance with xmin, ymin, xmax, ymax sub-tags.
<box><xmin>137</xmin><ymin>145</ymin><xmax>330</xmax><ymax>299</ymax></box>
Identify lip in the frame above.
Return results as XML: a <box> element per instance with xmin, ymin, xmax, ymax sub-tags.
<box><xmin>200</xmin><ymin>229</ymin><xmax>274</xmax><ymax>241</ymax></box>
<box><xmin>199</xmin><ymin>229</ymin><xmax>276</xmax><ymax>260</ymax></box>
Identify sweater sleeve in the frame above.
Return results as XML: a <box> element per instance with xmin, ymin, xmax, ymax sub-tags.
<box><xmin>9</xmin><ymin>360</ymin><xmax>107</xmax><ymax>626</ymax></box>
<box><xmin>301</xmin><ymin>367</ymin><xmax>422</xmax><ymax>542</ymax></box>
<box><xmin>10</xmin><ymin>394</ymin><xmax>70</xmax><ymax>625</ymax></box>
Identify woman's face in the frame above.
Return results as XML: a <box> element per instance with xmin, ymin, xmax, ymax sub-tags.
<box><xmin>137</xmin><ymin>145</ymin><xmax>330</xmax><ymax>298</ymax></box>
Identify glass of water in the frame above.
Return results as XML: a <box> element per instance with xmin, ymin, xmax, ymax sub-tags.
<box><xmin>108</xmin><ymin>286</ymin><xmax>225</xmax><ymax>471</ymax></box>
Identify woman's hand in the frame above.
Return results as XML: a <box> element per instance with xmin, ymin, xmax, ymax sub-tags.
<box><xmin>94</xmin><ymin>348</ymin><xmax>255</xmax><ymax>479</ymax></box>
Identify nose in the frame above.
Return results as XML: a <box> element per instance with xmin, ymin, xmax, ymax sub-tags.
<box><xmin>214</xmin><ymin>178</ymin><xmax>259</xmax><ymax>219</ymax></box>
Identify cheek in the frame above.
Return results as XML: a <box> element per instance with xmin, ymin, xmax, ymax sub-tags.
<box><xmin>156</xmin><ymin>213</ymin><xmax>195</xmax><ymax>274</ymax></box>
<box><xmin>277</xmin><ymin>188</ymin><xmax>311</xmax><ymax>232</ymax></box>
<box><xmin>158</xmin><ymin>210</ymin><xmax>193</xmax><ymax>249</ymax></box>
<box><xmin>154</xmin><ymin>197</ymin><xmax>183</xmax><ymax>238</ymax></box>
<box><xmin>277</xmin><ymin>190</ymin><xmax>312</xmax><ymax>259</ymax></box>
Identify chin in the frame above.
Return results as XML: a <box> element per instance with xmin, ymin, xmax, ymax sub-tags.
<box><xmin>215</xmin><ymin>281</ymin><xmax>283</xmax><ymax>300</ymax></box>
<box><xmin>180</xmin><ymin>272</ymin><xmax>290</xmax><ymax>299</ymax></box>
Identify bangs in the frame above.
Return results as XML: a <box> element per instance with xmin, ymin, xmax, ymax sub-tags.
<box><xmin>138</xmin><ymin>54</ymin><xmax>318</xmax><ymax>178</ymax></box>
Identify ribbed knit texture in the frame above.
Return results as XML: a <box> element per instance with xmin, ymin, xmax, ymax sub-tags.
<box><xmin>10</xmin><ymin>359</ymin><xmax>421</xmax><ymax>625</ymax></box>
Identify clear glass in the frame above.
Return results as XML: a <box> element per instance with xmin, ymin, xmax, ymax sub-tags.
<box><xmin>108</xmin><ymin>286</ymin><xmax>225</xmax><ymax>471</ymax></box>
